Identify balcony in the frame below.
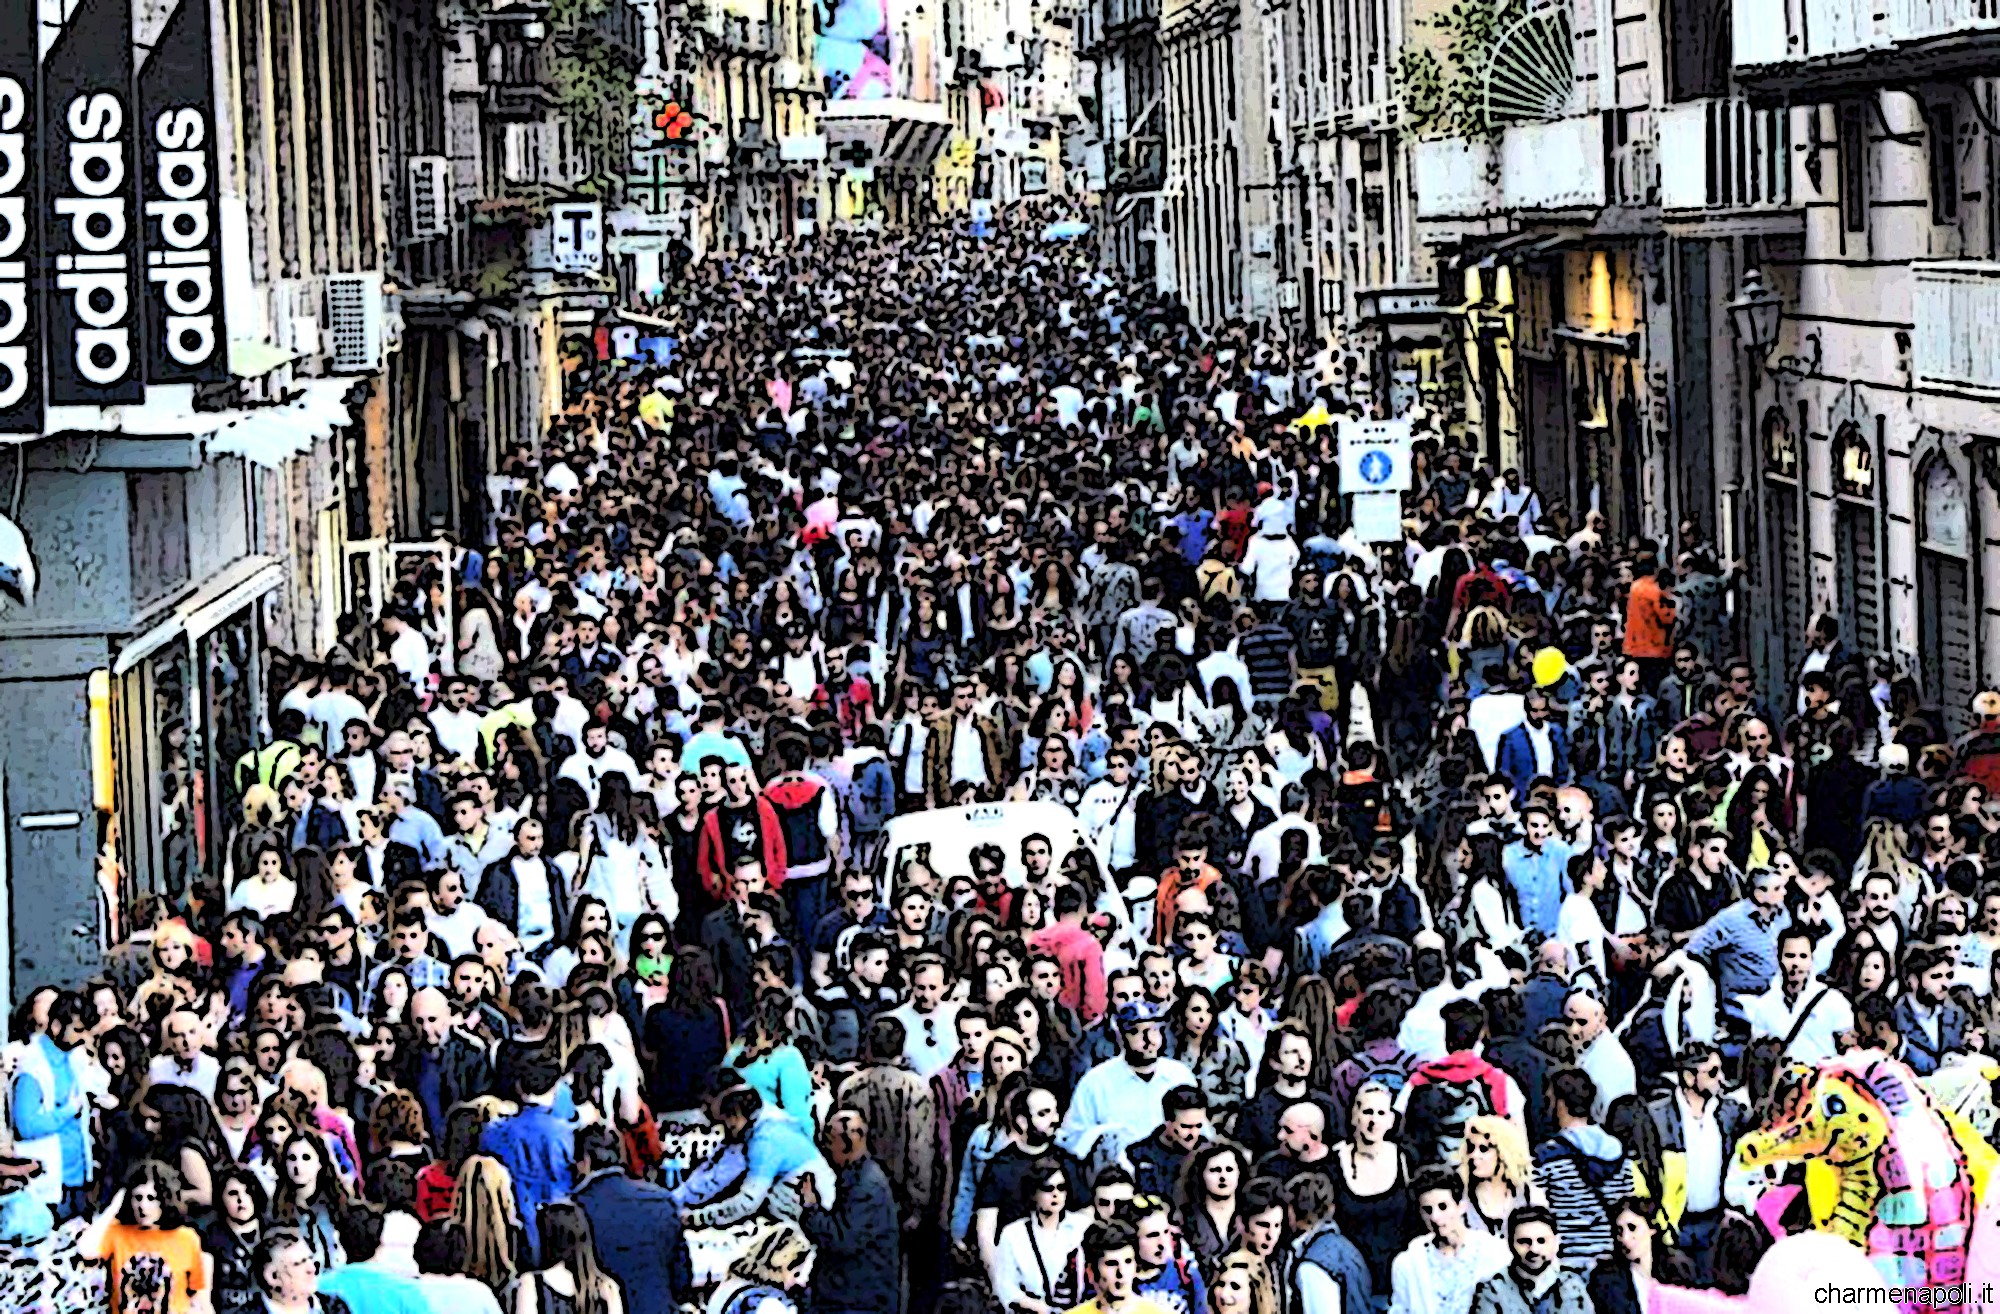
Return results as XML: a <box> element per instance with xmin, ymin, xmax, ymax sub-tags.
<box><xmin>1412</xmin><ymin>137</ymin><xmax>1495</xmax><ymax>220</ymax></box>
<box><xmin>1657</xmin><ymin>98</ymin><xmax>1794</xmax><ymax>213</ymax></box>
<box><xmin>1414</xmin><ymin>114</ymin><xmax>1608</xmax><ymax>220</ymax></box>
<box><xmin>592</xmin><ymin>0</ymin><xmax>646</xmax><ymax>65</ymax></box>
<box><xmin>484</xmin><ymin>35</ymin><xmax>556</xmax><ymax>120</ymax></box>
<box><xmin>716</xmin><ymin>13</ymin><xmax>778</xmax><ymax>55</ymax></box>
<box><xmin>1914</xmin><ymin>261</ymin><xmax>2000</xmax><ymax>392</ymax></box>
<box><xmin>1504</xmin><ymin>115</ymin><xmax>1607</xmax><ymax>209</ymax></box>
<box><xmin>1108</xmin><ymin>135</ymin><xmax>1165</xmax><ymax>192</ymax></box>
<box><xmin>1734</xmin><ymin>0</ymin><xmax>2000</xmax><ymax>95</ymax></box>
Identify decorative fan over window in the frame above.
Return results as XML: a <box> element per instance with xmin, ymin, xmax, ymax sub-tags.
<box><xmin>1484</xmin><ymin>1</ymin><xmax>1576</xmax><ymax>126</ymax></box>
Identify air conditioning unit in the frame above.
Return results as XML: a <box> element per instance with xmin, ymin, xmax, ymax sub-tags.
<box><xmin>408</xmin><ymin>155</ymin><xmax>451</xmax><ymax>239</ymax></box>
<box><xmin>326</xmin><ymin>273</ymin><xmax>384</xmax><ymax>373</ymax></box>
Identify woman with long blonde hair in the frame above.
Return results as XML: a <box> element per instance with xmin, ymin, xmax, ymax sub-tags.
<box><xmin>710</xmin><ymin>1221</ymin><xmax>812</xmax><ymax>1314</ymax></box>
<box><xmin>1209</xmin><ymin>1249</ymin><xmax>1280</xmax><ymax>1314</ymax></box>
<box><xmin>452</xmin><ymin>1153</ymin><xmax>522</xmax><ymax>1293</ymax></box>
<box><xmin>1459</xmin><ymin>1114</ymin><xmax>1539</xmax><ymax>1236</ymax></box>
<box><xmin>1857</xmin><ymin>817</ymin><xmax>1929</xmax><ymax>922</ymax></box>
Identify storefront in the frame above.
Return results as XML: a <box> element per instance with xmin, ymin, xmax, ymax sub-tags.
<box><xmin>106</xmin><ymin>558</ymin><xmax>281</xmax><ymax>924</ymax></box>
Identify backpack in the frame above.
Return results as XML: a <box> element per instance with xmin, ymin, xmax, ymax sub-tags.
<box><xmin>1402</xmin><ymin>1069</ymin><xmax>1501</xmax><ymax>1168</ymax></box>
<box><xmin>849</xmin><ymin>756</ymin><xmax>896</xmax><ymax>836</ymax></box>
<box><xmin>718</xmin><ymin>1283</ymin><xmax>792</xmax><ymax>1314</ymax></box>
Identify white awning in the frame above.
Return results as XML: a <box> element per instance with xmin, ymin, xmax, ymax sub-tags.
<box><xmin>207</xmin><ymin>378</ymin><xmax>361</xmax><ymax>467</ymax></box>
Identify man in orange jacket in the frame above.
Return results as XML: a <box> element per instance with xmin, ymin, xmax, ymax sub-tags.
<box><xmin>1622</xmin><ymin>555</ymin><xmax>1677</xmax><ymax>691</ymax></box>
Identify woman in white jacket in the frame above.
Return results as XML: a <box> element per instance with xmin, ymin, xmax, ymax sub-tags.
<box><xmin>582</xmin><ymin>776</ymin><xmax>675</xmax><ymax>941</ymax></box>
<box><xmin>989</xmin><ymin>1165</ymin><xmax>1092</xmax><ymax>1314</ymax></box>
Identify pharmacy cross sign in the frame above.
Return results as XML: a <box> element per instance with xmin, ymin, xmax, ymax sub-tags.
<box><xmin>631</xmin><ymin>150</ymin><xmax>692</xmax><ymax>214</ymax></box>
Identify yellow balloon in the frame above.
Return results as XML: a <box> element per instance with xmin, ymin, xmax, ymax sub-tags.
<box><xmin>1532</xmin><ymin>647</ymin><xmax>1569</xmax><ymax>688</ymax></box>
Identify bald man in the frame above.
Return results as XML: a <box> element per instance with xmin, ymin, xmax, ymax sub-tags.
<box><xmin>395</xmin><ymin>987</ymin><xmax>491</xmax><ymax>1144</ymax></box>
<box><xmin>1562</xmin><ymin>990</ymin><xmax>1634</xmax><ymax>1121</ymax></box>
<box><xmin>799</xmin><ymin>1108</ymin><xmax>900</xmax><ymax>1314</ymax></box>
<box><xmin>1256</xmin><ymin>1099</ymin><xmax>1337</xmax><ymax>1184</ymax></box>
<box><xmin>145</xmin><ymin>1007</ymin><xmax>221</xmax><ymax>1100</ymax></box>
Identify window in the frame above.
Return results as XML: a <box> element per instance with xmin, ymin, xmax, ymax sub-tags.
<box><xmin>1928</xmin><ymin>101</ymin><xmax>1959</xmax><ymax>224</ymax></box>
<box><xmin>1839</xmin><ymin>101</ymin><xmax>1868</xmax><ymax>234</ymax></box>
<box><xmin>1922</xmin><ymin>455</ymin><xmax>1969</xmax><ymax>553</ymax></box>
<box><xmin>1763</xmin><ymin>407</ymin><xmax>1797</xmax><ymax>478</ymax></box>
<box><xmin>1835</xmin><ymin>423</ymin><xmax>1874</xmax><ymax>498</ymax></box>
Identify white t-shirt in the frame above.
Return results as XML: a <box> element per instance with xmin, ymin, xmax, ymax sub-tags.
<box><xmin>1240</xmin><ymin>534</ymin><xmax>1300</xmax><ymax>603</ymax></box>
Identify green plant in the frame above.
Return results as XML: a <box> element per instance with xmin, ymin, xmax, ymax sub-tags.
<box><xmin>547</xmin><ymin>0</ymin><xmax>643</xmax><ymax>197</ymax></box>
<box><xmin>1396</xmin><ymin>0</ymin><xmax>1525</xmax><ymax>139</ymax></box>
<box><xmin>474</xmin><ymin>253</ymin><xmax>523</xmax><ymax>299</ymax></box>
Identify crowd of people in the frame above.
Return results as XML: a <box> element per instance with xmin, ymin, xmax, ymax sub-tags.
<box><xmin>3</xmin><ymin>204</ymin><xmax>1994</xmax><ymax>1314</ymax></box>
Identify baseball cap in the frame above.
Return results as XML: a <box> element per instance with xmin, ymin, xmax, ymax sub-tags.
<box><xmin>1117</xmin><ymin>1000</ymin><xmax>1169</xmax><ymax>1028</ymax></box>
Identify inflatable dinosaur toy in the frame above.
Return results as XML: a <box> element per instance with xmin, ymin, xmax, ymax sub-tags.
<box><xmin>1735</xmin><ymin>1052</ymin><xmax>1995</xmax><ymax>1309</ymax></box>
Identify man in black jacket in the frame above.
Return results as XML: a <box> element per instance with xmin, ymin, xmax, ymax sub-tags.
<box><xmin>474</xmin><ymin>818</ymin><xmax>570</xmax><ymax>958</ymax></box>
<box><xmin>573</xmin><ymin>1124</ymin><xmax>692</xmax><ymax>1314</ymax></box>
<box><xmin>397</xmin><ymin>987</ymin><xmax>493</xmax><ymax>1146</ymax></box>
<box><xmin>1125</xmin><ymin>1085</ymin><xmax>1209</xmax><ymax>1198</ymax></box>
<box><xmin>799</xmin><ymin>1107</ymin><xmax>900</xmax><ymax>1314</ymax></box>
<box><xmin>1482</xmin><ymin>987</ymin><xmax>1555</xmax><ymax>1146</ymax></box>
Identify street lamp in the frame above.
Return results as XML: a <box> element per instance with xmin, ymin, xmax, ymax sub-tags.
<box><xmin>1727</xmin><ymin>267</ymin><xmax>1782</xmax><ymax>362</ymax></box>
<box><xmin>1725</xmin><ymin>265</ymin><xmax>1785</xmax><ymax>683</ymax></box>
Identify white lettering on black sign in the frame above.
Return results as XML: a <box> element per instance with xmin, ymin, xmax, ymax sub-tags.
<box><xmin>0</xmin><ymin>0</ymin><xmax>36</xmax><ymax>430</ymax></box>
<box><xmin>139</xmin><ymin>0</ymin><xmax>227</xmax><ymax>381</ymax></box>
<box><xmin>42</xmin><ymin>0</ymin><xmax>142</xmax><ymax>404</ymax></box>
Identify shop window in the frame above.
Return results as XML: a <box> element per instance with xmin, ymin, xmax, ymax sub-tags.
<box><xmin>1835</xmin><ymin>423</ymin><xmax>1874</xmax><ymax>498</ymax></box>
<box><xmin>1922</xmin><ymin>454</ymin><xmax>1970</xmax><ymax>553</ymax></box>
<box><xmin>1764</xmin><ymin>408</ymin><xmax>1797</xmax><ymax>478</ymax></box>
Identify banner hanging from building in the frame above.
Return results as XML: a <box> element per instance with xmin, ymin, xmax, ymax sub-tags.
<box><xmin>0</xmin><ymin>0</ymin><xmax>39</xmax><ymax>433</ymax></box>
<box><xmin>137</xmin><ymin>0</ymin><xmax>228</xmax><ymax>383</ymax></box>
<box><xmin>43</xmin><ymin>0</ymin><xmax>144</xmax><ymax>405</ymax></box>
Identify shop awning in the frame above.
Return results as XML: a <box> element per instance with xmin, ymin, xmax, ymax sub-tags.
<box><xmin>114</xmin><ymin>554</ymin><xmax>285</xmax><ymax>674</ymax></box>
<box><xmin>228</xmin><ymin>337</ymin><xmax>298</xmax><ymax>380</ymax></box>
<box><xmin>821</xmin><ymin>99</ymin><xmax>955</xmax><ymax>170</ymax></box>
<box><xmin>75</xmin><ymin>376</ymin><xmax>363</xmax><ymax>467</ymax></box>
<box><xmin>1447</xmin><ymin>228</ymin><xmax>1582</xmax><ymax>269</ymax></box>
<box><xmin>207</xmin><ymin>378</ymin><xmax>363</xmax><ymax>467</ymax></box>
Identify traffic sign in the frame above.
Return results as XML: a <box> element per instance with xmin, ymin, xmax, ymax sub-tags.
<box><xmin>1338</xmin><ymin>418</ymin><xmax>1414</xmax><ymax>493</ymax></box>
<box><xmin>1352</xmin><ymin>491</ymin><xmax>1404</xmax><ymax>543</ymax></box>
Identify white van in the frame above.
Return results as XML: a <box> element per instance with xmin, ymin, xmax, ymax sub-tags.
<box><xmin>872</xmin><ymin>799</ymin><xmax>1085</xmax><ymax>890</ymax></box>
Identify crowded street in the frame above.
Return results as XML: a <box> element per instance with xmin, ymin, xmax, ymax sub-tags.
<box><xmin>4</xmin><ymin>204</ymin><xmax>1994</xmax><ymax>1314</ymax></box>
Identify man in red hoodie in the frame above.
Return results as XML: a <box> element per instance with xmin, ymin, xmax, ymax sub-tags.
<box><xmin>762</xmin><ymin>735</ymin><xmax>842</xmax><ymax>946</ymax></box>
<box><xmin>1399</xmin><ymin>998</ymin><xmax>1529</xmax><ymax>1165</ymax></box>
<box><xmin>695</xmin><ymin>759</ymin><xmax>788</xmax><ymax>905</ymax></box>
<box><xmin>1955</xmin><ymin>690</ymin><xmax>2000</xmax><ymax>796</ymax></box>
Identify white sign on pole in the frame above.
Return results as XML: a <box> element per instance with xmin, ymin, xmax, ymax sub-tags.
<box><xmin>1351</xmin><ymin>491</ymin><xmax>1404</xmax><ymax>543</ymax></box>
<box><xmin>1338</xmin><ymin>418</ymin><xmax>1414</xmax><ymax>493</ymax></box>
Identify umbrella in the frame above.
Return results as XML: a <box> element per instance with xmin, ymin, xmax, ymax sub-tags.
<box><xmin>1293</xmin><ymin>400</ymin><xmax>1334</xmax><ymax>430</ymax></box>
<box><xmin>1041</xmin><ymin>219</ymin><xmax>1091</xmax><ymax>241</ymax></box>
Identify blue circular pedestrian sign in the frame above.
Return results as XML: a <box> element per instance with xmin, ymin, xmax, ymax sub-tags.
<box><xmin>1358</xmin><ymin>450</ymin><xmax>1394</xmax><ymax>486</ymax></box>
